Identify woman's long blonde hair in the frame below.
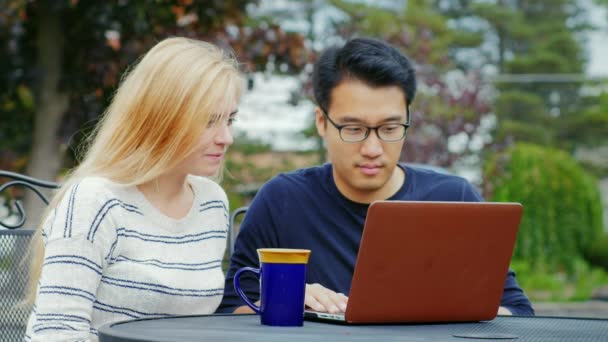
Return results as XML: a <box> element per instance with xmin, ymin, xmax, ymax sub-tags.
<box><xmin>26</xmin><ymin>37</ymin><xmax>244</xmax><ymax>301</ymax></box>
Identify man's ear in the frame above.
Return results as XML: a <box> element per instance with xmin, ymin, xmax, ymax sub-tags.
<box><xmin>315</xmin><ymin>107</ymin><xmax>326</xmax><ymax>138</ymax></box>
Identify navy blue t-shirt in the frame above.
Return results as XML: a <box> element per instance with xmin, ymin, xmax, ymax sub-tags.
<box><xmin>218</xmin><ymin>164</ymin><xmax>534</xmax><ymax>315</ymax></box>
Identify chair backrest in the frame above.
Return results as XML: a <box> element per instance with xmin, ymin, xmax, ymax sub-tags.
<box><xmin>1</xmin><ymin>171</ymin><xmax>59</xmax><ymax>340</ymax></box>
<box><xmin>0</xmin><ymin>171</ymin><xmax>60</xmax><ymax>230</ymax></box>
<box><xmin>228</xmin><ymin>206</ymin><xmax>248</xmax><ymax>258</ymax></box>
<box><xmin>0</xmin><ymin>229</ymin><xmax>34</xmax><ymax>341</ymax></box>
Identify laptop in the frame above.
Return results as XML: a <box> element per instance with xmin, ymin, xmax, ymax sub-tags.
<box><xmin>304</xmin><ymin>200</ymin><xmax>522</xmax><ymax>324</ymax></box>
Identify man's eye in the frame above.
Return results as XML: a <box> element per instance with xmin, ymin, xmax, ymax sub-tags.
<box><xmin>344</xmin><ymin>126</ymin><xmax>364</xmax><ymax>134</ymax></box>
<box><xmin>228</xmin><ymin>117</ymin><xmax>237</xmax><ymax>126</ymax></box>
<box><xmin>381</xmin><ymin>125</ymin><xmax>399</xmax><ymax>133</ymax></box>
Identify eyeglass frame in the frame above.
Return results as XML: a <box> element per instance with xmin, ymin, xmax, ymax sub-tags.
<box><xmin>320</xmin><ymin>107</ymin><xmax>411</xmax><ymax>143</ymax></box>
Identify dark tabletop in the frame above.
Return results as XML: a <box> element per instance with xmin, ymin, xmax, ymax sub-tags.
<box><xmin>98</xmin><ymin>314</ymin><xmax>608</xmax><ymax>342</ymax></box>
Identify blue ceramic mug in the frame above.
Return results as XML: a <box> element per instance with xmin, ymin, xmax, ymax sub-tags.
<box><xmin>234</xmin><ymin>248</ymin><xmax>311</xmax><ymax>326</ymax></box>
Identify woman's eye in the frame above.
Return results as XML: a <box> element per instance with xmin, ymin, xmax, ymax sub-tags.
<box><xmin>207</xmin><ymin>116</ymin><xmax>219</xmax><ymax>128</ymax></box>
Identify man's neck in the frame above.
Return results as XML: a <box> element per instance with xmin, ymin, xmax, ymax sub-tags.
<box><xmin>336</xmin><ymin>165</ymin><xmax>406</xmax><ymax>204</ymax></box>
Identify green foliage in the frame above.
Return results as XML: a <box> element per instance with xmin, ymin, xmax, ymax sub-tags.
<box><xmin>570</xmin><ymin>263</ymin><xmax>608</xmax><ymax>301</ymax></box>
<box><xmin>510</xmin><ymin>261</ymin><xmax>563</xmax><ymax>299</ymax></box>
<box><xmin>559</xmin><ymin>92</ymin><xmax>608</xmax><ymax>150</ymax></box>
<box><xmin>0</xmin><ymin>0</ymin><xmax>310</xmax><ymax>172</ymax></box>
<box><xmin>229</xmin><ymin>134</ymin><xmax>272</xmax><ymax>156</ymax></box>
<box><xmin>497</xmin><ymin>0</ymin><xmax>588</xmax><ymax>148</ymax></box>
<box><xmin>484</xmin><ymin>143</ymin><xmax>604</xmax><ymax>274</ymax></box>
<box><xmin>495</xmin><ymin>120</ymin><xmax>553</xmax><ymax>146</ymax></box>
<box><xmin>494</xmin><ymin>90</ymin><xmax>549</xmax><ymax>124</ymax></box>
<box><xmin>511</xmin><ymin>258</ymin><xmax>608</xmax><ymax>301</ymax></box>
<box><xmin>596</xmin><ymin>0</ymin><xmax>608</xmax><ymax>12</ymax></box>
<box><xmin>493</xmin><ymin>90</ymin><xmax>555</xmax><ymax>145</ymax></box>
<box><xmin>442</xmin><ymin>0</ymin><xmax>591</xmax><ymax>150</ymax></box>
<box><xmin>470</xmin><ymin>3</ymin><xmax>528</xmax><ymax>43</ymax></box>
<box><xmin>585</xmin><ymin>233</ymin><xmax>608</xmax><ymax>270</ymax></box>
<box><xmin>332</xmin><ymin>0</ymin><xmax>483</xmax><ymax>69</ymax></box>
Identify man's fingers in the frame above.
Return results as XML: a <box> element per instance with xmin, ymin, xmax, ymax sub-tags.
<box><xmin>306</xmin><ymin>283</ymin><xmax>332</xmax><ymax>312</ymax></box>
<box><xmin>497</xmin><ymin>306</ymin><xmax>512</xmax><ymax>316</ymax></box>
<box><xmin>330</xmin><ymin>292</ymin><xmax>348</xmax><ymax>312</ymax></box>
<box><xmin>316</xmin><ymin>293</ymin><xmax>340</xmax><ymax>313</ymax></box>
<box><xmin>305</xmin><ymin>284</ymin><xmax>348</xmax><ymax>314</ymax></box>
<box><xmin>305</xmin><ymin>290</ymin><xmax>326</xmax><ymax>312</ymax></box>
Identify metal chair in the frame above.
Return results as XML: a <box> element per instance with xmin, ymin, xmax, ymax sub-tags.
<box><xmin>0</xmin><ymin>171</ymin><xmax>59</xmax><ymax>341</ymax></box>
<box><xmin>0</xmin><ymin>171</ymin><xmax>60</xmax><ymax>229</ymax></box>
<box><xmin>228</xmin><ymin>206</ymin><xmax>248</xmax><ymax>258</ymax></box>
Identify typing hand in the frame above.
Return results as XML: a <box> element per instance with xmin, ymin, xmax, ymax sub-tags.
<box><xmin>305</xmin><ymin>283</ymin><xmax>348</xmax><ymax>314</ymax></box>
<box><xmin>497</xmin><ymin>306</ymin><xmax>512</xmax><ymax>316</ymax></box>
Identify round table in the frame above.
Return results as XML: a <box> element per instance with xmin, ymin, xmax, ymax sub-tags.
<box><xmin>98</xmin><ymin>314</ymin><xmax>608</xmax><ymax>342</ymax></box>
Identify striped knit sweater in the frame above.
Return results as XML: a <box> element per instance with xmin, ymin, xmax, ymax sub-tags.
<box><xmin>25</xmin><ymin>176</ymin><xmax>229</xmax><ymax>341</ymax></box>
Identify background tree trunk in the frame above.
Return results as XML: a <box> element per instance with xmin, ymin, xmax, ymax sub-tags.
<box><xmin>23</xmin><ymin>2</ymin><xmax>67</xmax><ymax>229</ymax></box>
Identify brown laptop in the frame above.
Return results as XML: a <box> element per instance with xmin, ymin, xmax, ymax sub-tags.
<box><xmin>304</xmin><ymin>200</ymin><xmax>522</xmax><ymax>324</ymax></box>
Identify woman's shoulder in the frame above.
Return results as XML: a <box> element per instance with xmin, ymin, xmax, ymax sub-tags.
<box><xmin>60</xmin><ymin>176</ymin><xmax>140</xmax><ymax>209</ymax></box>
<box><xmin>44</xmin><ymin>176</ymin><xmax>138</xmax><ymax>242</ymax></box>
<box><xmin>188</xmin><ymin>175</ymin><xmax>227</xmax><ymax>202</ymax></box>
<box><xmin>77</xmin><ymin>175</ymin><xmax>118</xmax><ymax>188</ymax></box>
<box><xmin>72</xmin><ymin>176</ymin><xmax>129</xmax><ymax>196</ymax></box>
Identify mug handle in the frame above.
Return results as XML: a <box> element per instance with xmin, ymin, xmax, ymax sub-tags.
<box><xmin>234</xmin><ymin>267</ymin><xmax>262</xmax><ymax>314</ymax></box>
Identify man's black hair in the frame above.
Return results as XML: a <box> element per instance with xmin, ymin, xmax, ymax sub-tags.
<box><xmin>312</xmin><ymin>37</ymin><xmax>417</xmax><ymax>114</ymax></box>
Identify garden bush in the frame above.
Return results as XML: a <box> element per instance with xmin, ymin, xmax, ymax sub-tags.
<box><xmin>585</xmin><ymin>233</ymin><xmax>608</xmax><ymax>270</ymax></box>
<box><xmin>484</xmin><ymin>143</ymin><xmax>604</xmax><ymax>274</ymax></box>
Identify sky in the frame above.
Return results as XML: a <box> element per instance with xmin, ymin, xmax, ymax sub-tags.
<box><xmin>586</xmin><ymin>1</ymin><xmax>608</xmax><ymax>76</ymax></box>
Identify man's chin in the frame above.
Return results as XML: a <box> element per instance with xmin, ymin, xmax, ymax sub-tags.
<box><xmin>352</xmin><ymin>177</ymin><xmax>387</xmax><ymax>192</ymax></box>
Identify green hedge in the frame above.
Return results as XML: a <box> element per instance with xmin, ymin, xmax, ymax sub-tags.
<box><xmin>484</xmin><ymin>143</ymin><xmax>603</xmax><ymax>273</ymax></box>
<box><xmin>585</xmin><ymin>233</ymin><xmax>608</xmax><ymax>270</ymax></box>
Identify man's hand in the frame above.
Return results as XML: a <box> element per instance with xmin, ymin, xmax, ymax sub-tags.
<box><xmin>497</xmin><ymin>306</ymin><xmax>512</xmax><ymax>316</ymax></box>
<box><xmin>305</xmin><ymin>283</ymin><xmax>348</xmax><ymax>314</ymax></box>
<box><xmin>233</xmin><ymin>301</ymin><xmax>259</xmax><ymax>314</ymax></box>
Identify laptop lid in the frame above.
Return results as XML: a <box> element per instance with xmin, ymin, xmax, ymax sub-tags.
<box><xmin>344</xmin><ymin>201</ymin><xmax>522</xmax><ymax>324</ymax></box>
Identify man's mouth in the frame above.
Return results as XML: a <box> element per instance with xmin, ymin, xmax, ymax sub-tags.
<box><xmin>358</xmin><ymin>163</ymin><xmax>382</xmax><ymax>176</ymax></box>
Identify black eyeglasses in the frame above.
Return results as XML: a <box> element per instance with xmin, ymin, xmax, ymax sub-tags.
<box><xmin>321</xmin><ymin>109</ymin><xmax>410</xmax><ymax>143</ymax></box>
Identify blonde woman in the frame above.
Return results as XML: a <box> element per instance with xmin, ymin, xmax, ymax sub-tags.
<box><xmin>24</xmin><ymin>37</ymin><xmax>244</xmax><ymax>341</ymax></box>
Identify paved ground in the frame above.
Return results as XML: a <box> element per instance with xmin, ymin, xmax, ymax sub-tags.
<box><xmin>534</xmin><ymin>300</ymin><xmax>608</xmax><ymax>318</ymax></box>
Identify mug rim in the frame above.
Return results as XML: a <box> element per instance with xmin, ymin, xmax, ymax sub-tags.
<box><xmin>257</xmin><ymin>248</ymin><xmax>311</xmax><ymax>264</ymax></box>
<box><xmin>257</xmin><ymin>248</ymin><xmax>311</xmax><ymax>254</ymax></box>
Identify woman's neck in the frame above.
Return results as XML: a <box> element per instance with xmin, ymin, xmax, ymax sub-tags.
<box><xmin>137</xmin><ymin>172</ymin><xmax>194</xmax><ymax>220</ymax></box>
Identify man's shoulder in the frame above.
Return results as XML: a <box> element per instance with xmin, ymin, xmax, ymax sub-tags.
<box><xmin>249</xmin><ymin>164</ymin><xmax>330</xmax><ymax>207</ymax></box>
<box><xmin>402</xmin><ymin>164</ymin><xmax>480</xmax><ymax>201</ymax></box>
<box><xmin>404</xmin><ymin>163</ymin><xmax>465</xmax><ymax>184</ymax></box>
<box><xmin>263</xmin><ymin>164</ymin><xmax>328</xmax><ymax>191</ymax></box>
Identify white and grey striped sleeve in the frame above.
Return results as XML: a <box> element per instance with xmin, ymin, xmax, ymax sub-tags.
<box><xmin>29</xmin><ymin>179</ymin><xmax>119</xmax><ymax>342</ymax></box>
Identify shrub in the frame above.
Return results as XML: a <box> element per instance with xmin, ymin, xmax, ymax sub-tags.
<box><xmin>585</xmin><ymin>233</ymin><xmax>608</xmax><ymax>270</ymax></box>
<box><xmin>511</xmin><ymin>258</ymin><xmax>608</xmax><ymax>301</ymax></box>
<box><xmin>484</xmin><ymin>143</ymin><xmax>604</xmax><ymax>274</ymax></box>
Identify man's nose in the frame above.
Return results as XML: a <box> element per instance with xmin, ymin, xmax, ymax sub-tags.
<box><xmin>360</xmin><ymin>129</ymin><xmax>383</xmax><ymax>157</ymax></box>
